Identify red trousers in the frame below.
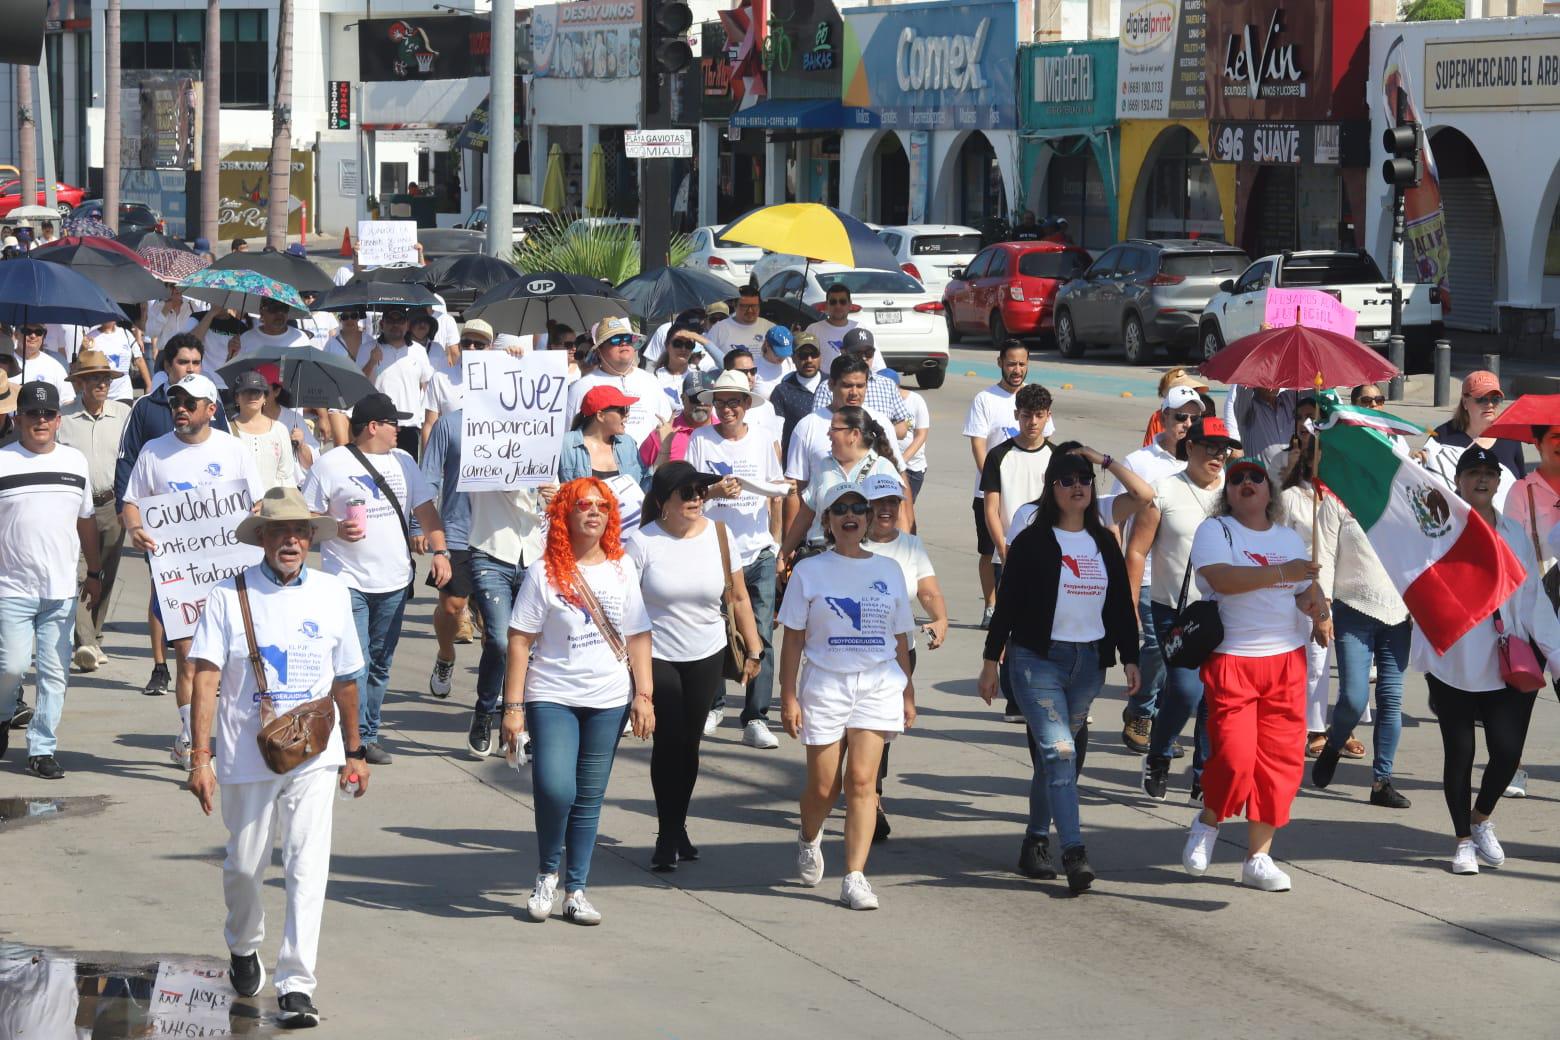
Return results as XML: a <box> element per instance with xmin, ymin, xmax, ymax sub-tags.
<box><xmin>1199</xmin><ymin>648</ymin><xmax>1306</xmax><ymax>828</ymax></box>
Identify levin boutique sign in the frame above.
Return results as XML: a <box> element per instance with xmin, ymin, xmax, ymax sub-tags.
<box><xmin>1205</xmin><ymin>0</ymin><xmax>1353</xmax><ymax>123</ymax></box>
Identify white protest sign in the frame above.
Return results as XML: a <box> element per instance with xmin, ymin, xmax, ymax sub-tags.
<box><xmin>355</xmin><ymin>219</ymin><xmax>419</xmax><ymax>266</ymax></box>
<box><xmin>151</xmin><ymin>961</ymin><xmax>240</xmax><ymax>1035</ymax></box>
<box><xmin>143</xmin><ymin>479</ymin><xmax>262</xmax><ymax>641</ymax></box>
<box><xmin>458</xmin><ymin>350</ymin><xmax>570</xmax><ymax>492</ymax></box>
<box><xmin>624</xmin><ymin>129</ymin><xmax>693</xmax><ymax>159</ymax></box>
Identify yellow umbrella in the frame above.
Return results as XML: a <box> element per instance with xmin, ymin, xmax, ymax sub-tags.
<box><xmin>541</xmin><ymin>143</ymin><xmax>566</xmax><ymax>213</ymax></box>
<box><xmin>585</xmin><ymin>144</ymin><xmax>608</xmax><ymax>217</ymax></box>
<box><xmin>718</xmin><ymin>203</ymin><xmax>899</xmax><ymax>270</ymax></box>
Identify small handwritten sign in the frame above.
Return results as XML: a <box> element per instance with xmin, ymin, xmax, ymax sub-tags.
<box><xmin>355</xmin><ymin>219</ymin><xmax>419</xmax><ymax>266</ymax></box>
<box><xmin>1264</xmin><ymin>287</ymin><xmax>1358</xmax><ymax>338</ymax></box>
<box><xmin>458</xmin><ymin>351</ymin><xmax>570</xmax><ymax>492</ymax></box>
<box><xmin>142</xmin><ymin>479</ymin><xmax>261</xmax><ymax>641</ymax></box>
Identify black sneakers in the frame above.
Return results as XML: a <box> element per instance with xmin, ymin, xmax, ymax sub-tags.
<box><xmin>467</xmin><ymin>713</ymin><xmax>493</xmax><ymax>758</ymax></box>
<box><xmin>675</xmin><ymin>829</ymin><xmax>699</xmax><ymax>861</ymax></box>
<box><xmin>1370</xmin><ymin>780</ymin><xmax>1411</xmax><ymax>809</ymax></box>
<box><xmin>277</xmin><ymin>991</ymin><xmax>319</xmax><ymax>1029</ymax></box>
<box><xmin>873</xmin><ymin>805</ymin><xmax>892</xmax><ymax>843</ymax></box>
<box><xmin>143</xmin><ymin>662</ymin><xmax>171</xmax><ymax>697</ymax></box>
<box><xmin>1312</xmin><ymin>745</ymin><xmax>1341</xmax><ymax>789</ymax></box>
<box><xmin>1017</xmin><ymin>835</ymin><xmax>1057</xmax><ymax>879</ymax></box>
<box><xmin>651</xmin><ymin>833</ymin><xmax>679</xmax><ymax>873</ymax></box>
<box><xmin>1062</xmin><ymin>846</ymin><xmax>1096</xmax><ymax>894</ymax></box>
<box><xmin>229</xmin><ymin>952</ymin><xmax>264</xmax><ymax>998</ymax></box>
<box><xmin>25</xmin><ymin>755</ymin><xmax>63</xmax><ymax>780</ymax></box>
<box><xmin>1141</xmin><ymin>755</ymin><xmax>1170</xmax><ymax>800</ymax></box>
<box><xmin>10</xmin><ymin>701</ymin><xmax>33</xmax><ymax>729</ymax></box>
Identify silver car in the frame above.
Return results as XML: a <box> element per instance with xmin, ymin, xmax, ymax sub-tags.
<box><xmin>1053</xmin><ymin>239</ymin><xmax>1249</xmax><ymax>365</ymax></box>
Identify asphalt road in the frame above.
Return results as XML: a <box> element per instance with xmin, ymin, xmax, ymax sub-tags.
<box><xmin>5</xmin><ymin>345</ymin><xmax>1559</xmax><ymax>1038</ymax></box>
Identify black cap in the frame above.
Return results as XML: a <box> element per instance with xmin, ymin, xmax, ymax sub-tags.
<box><xmin>351</xmin><ymin>392</ymin><xmax>413</xmax><ymax>426</ymax></box>
<box><xmin>1455</xmin><ymin>444</ymin><xmax>1503</xmax><ymax>476</ymax></box>
<box><xmin>642</xmin><ymin>461</ymin><xmax>721</xmax><ymax>525</ymax></box>
<box><xmin>18</xmin><ymin>380</ymin><xmax>59</xmax><ymax>412</ymax></box>
<box><xmin>842</xmin><ymin>327</ymin><xmax>875</xmax><ymax>354</ymax></box>
<box><xmin>233</xmin><ymin>369</ymin><xmax>270</xmax><ymax>394</ymax></box>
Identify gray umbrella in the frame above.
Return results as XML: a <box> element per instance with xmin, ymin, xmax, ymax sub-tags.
<box><xmin>218</xmin><ymin>344</ymin><xmax>376</xmax><ymax>410</ymax></box>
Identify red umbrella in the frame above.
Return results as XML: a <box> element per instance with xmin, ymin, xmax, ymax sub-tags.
<box><xmin>1481</xmin><ymin>394</ymin><xmax>1560</xmax><ymax>443</ymax></box>
<box><xmin>1198</xmin><ymin>324</ymin><xmax>1399</xmax><ymax>390</ymax></box>
<box><xmin>34</xmin><ymin>234</ymin><xmax>147</xmax><ymax>265</ymax></box>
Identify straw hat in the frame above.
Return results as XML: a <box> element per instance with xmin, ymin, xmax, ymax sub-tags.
<box><xmin>696</xmin><ymin>369</ymin><xmax>768</xmax><ymax>405</ymax></box>
<box><xmin>235</xmin><ymin>486</ymin><xmax>339</xmax><ymax>546</ymax></box>
<box><xmin>67</xmin><ymin>349</ymin><xmax>117</xmax><ymax>382</ymax></box>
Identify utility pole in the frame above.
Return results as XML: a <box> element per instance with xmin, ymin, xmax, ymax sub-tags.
<box><xmin>267</xmin><ymin>0</ymin><xmax>293</xmax><ymax>248</ymax></box>
<box><xmin>201</xmin><ymin>0</ymin><xmax>221</xmax><ymax>248</ymax></box>
<box><xmin>487</xmin><ymin>0</ymin><xmax>514</xmax><ymax>257</ymax></box>
<box><xmin>639</xmin><ymin>0</ymin><xmax>691</xmax><ymax>273</ymax></box>
<box><xmin>16</xmin><ymin>67</ymin><xmax>35</xmax><ymax>214</ymax></box>
<box><xmin>104</xmin><ymin>0</ymin><xmax>122</xmax><ymax>234</ymax></box>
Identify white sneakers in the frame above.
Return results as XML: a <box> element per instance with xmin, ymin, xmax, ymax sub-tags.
<box><xmin>428</xmin><ymin>657</ymin><xmax>454</xmax><ymax>698</ymax></box>
<box><xmin>1181</xmin><ymin>817</ymin><xmax>1218</xmax><ymax>877</ymax></box>
<box><xmin>563</xmin><ymin>890</ymin><xmax>602</xmax><ymax>925</ymax></box>
<box><xmin>797</xmin><ymin>831</ymin><xmax>825</xmax><ymax>887</ymax></box>
<box><xmin>742</xmin><ymin>720</ymin><xmax>779</xmax><ymax>749</ymax></box>
<box><xmin>527</xmin><ymin>872</ymin><xmax>559</xmax><ymax>922</ymax></box>
<box><xmin>1503</xmin><ymin>767</ymin><xmax>1528</xmax><ymax>799</ymax></box>
<box><xmin>840</xmin><ymin>871</ymin><xmax>879</xmax><ymax>910</ymax></box>
<box><xmin>703</xmin><ymin>706</ymin><xmax>723</xmax><ymax>738</ymax></box>
<box><xmin>1452</xmin><ymin>840</ymin><xmax>1480</xmax><ymax>875</ymax></box>
<box><xmin>170</xmin><ymin>734</ymin><xmax>193</xmax><ymax>770</ymax></box>
<box><xmin>72</xmin><ymin>645</ymin><xmax>103</xmax><ymax>672</ymax></box>
<box><xmin>1471</xmin><ymin>819</ymin><xmax>1505</xmax><ymax>867</ymax></box>
<box><xmin>1240</xmin><ymin>853</ymin><xmax>1292</xmax><ymax>892</ymax></box>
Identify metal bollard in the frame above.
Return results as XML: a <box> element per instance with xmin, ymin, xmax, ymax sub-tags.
<box><xmin>1433</xmin><ymin>340</ymin><xmax>1451</xmax><ymax>408</ymax></box>
<box><xmin>1388</xmin><ymin>335</ymin><xmax>1406</xmax><ymax>402</ymax></box>
<box><xmin>1482</xmin><ymin>353</ymin><xmax>1501</xmax><ymax>384</ymax></box>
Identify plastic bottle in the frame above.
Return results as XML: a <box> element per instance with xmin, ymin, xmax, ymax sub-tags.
<box><xmin>506</xmin><ymin>738</ymin><xmax>532</xmax><ymax>770</ymax></box>
<box><xmin>338</xmin><ymin>773</ymin><xmax>360</xmax><ymax>800</ymax></box>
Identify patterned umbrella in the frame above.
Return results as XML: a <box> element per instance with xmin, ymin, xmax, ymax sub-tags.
<box><xmin>63</xmin><ymin>217</ymin><xmax>117</xmax><ymax>240</ymax></box>
<box><xmin>177</xmin><ymin>267</ymin><xmax>309</xmax><ymax>317</ymax></box>
<box><xmin>139</xmin><ymin>246</ymin><xmax>210</xmax><ymax>283</ymax></box>
<box><xmin>35</xmin><ymin>235</ymin><xmax>145</xmax><ymax>264</ymax></box>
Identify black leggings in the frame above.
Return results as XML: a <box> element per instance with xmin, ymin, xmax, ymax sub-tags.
<box><xmin>650</xmin><ymin>650</ymin><xmax>726</xmax><ymax>835</ymax></box>
<box><xmin>1428</xmin><ymin>675</ymin><xmax>1536</xmax><ymax>838</ymax></box>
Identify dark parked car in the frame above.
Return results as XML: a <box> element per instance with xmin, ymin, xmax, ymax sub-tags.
<box><xmin>71</xmin><ymin>200</ymin><xmax>163</xmax><ymax>236</ymax></box>
<box><xmin>1052</xmin><ymin>239</ymin><xmax>1249</xmax><ymax>364</ymax></box>
<box><xmin>942</xmin><ymin>241</ymin><xmax>1092</xmax><ymax>345</ymax></box>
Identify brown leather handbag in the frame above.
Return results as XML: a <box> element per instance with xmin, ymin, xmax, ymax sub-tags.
<box><xmin>713</xmin><ymin>521</ymin><xmax>750</xmax><ymax>682</ymax></box>
<box><xmin>236</xmin><ymin>572</ymin><xmax>337</xmax><ymax>775</ymax></box>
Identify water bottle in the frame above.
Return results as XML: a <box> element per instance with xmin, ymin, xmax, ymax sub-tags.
<box><xmin>338</xmin><ymin>773</ymin><xmax>360</xmax><ymax>800</ymax></box>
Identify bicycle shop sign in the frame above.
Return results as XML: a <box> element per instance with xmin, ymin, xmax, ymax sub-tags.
<box><xmin>843</xmin><ymin>0</ymin><xmax>1015</xmax><ymax>130</ymax></box>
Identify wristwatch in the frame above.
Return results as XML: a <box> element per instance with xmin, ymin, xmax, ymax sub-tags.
<box><xmin>432</xmin><ymin>549</ymin><xmax>450</xmax><ymax>558</ymax></box>
<box><xmin>86</xmin><ymin>570</ymin><xmax>105</xmax><ymax>581</ymax></box>
<box><xmin>746</xmin><ymin>650</ymin><xmax>764</xmax><ymax>661</ymax></box>
<box><xmin>345</xmin><ymin>747</ymin><xmax>368</xmax><ymax>760</ymax></box>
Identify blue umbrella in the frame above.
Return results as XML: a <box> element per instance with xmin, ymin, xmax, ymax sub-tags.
<box><xmin>0</xmin><ymin>257</ymin><xmax>125</xmax><ymax>327</ymax></box>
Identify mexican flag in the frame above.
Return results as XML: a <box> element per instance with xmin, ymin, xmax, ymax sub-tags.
<box><xmin>1316</xmin><ymin>398</ymin><xmax>1526</xmax><ymax>654</ymax></box>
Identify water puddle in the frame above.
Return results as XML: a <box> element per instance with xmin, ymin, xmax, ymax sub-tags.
<box><xmin>0</xmin><ymin>794</ymin><xmax>109</xmax><ymax>829</ymax></box>
<box><xmin>0</xmin><ymin>943</ymin><xmax>283</xmax><ymax>1036</ymax></box>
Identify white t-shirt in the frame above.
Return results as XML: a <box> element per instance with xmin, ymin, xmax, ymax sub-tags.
<box><xmin>1052</xmin><ymin>528</ymin><xmax>1108</xmax><ymax>643</ymax></box>
<box><xmin>777</xmin><ymin>550</ymin><xmax>914</xmax><ymax>673</ymax></box>
<box><xmin>235</xmin><ymin>418</ymin><xmax>297</xmax><ymax>493</ymax></box>
<box><xmin>706</xmin><ymin>316</ymin><xmax>773</xmax><ymax>367</ymax></box>
<box><xmin>235</xmin><ymin>326</ymin><xmax>312</xmax><ymax>359</ymax></box>
<box><xmin>1190</xmin><ymin>517</ymin><xmax>1312</xmax><ymax>657</ymax></box>
<box><xmin>1148</xmin><ymin>473</ymin><xmax>1224</xmax><ymax>608</ymax></box>
<box><xmin>685</xmin><ymin>424</ymin><xmax>783</xmax><ymax>566</ymax></box>
<box><xmin>357</xmin><ymin>341</ymin><xmax>434</xmax><ymax>421</ymax></box>
<box><xmin>803</xmin><ymin>318</ymin><xmax>858</xmax><ymax>372</ymax></box>
<box><xmin>1113</xmin><ymin>439</ymin><xmax>1185</xmax><ymax>587</ymax></box>
<box><xmin>124</xmin><ymin>428</ymin><xmax>264</xmax><ymax>507</ymax></box>
<box><xmin>652</xmin><ymin>365</ymin><xmax>688</xmax><ymax>417</ymax></box>
<box><xmin>321</xmin><ymin>333</ymin><xmax>359</xmax><ymax>361</ymax></box>
<box><xmin>84</xmin><ymin>326</ymin><xmax>142</xmax><ymax>401</ymax></box>
<box><xmin>423</xmin><ymin>368</ymin><xmax>463</xmax><ymax>417</ymax></box>
<box><xmin>865</xmin><ymin>531</ymin><xmax>933</xmax><ymax>650</ymax></box>
<box><xmin>963</xmin><ymin>383</ymin><xmax>1016</xmax><ymax>498</ymax></box>
<box><xmin>189</xmin><ymin>565</ymin><xmax>363</xmax><ymax>785</ymax></box>
<box><xmin>626</xmin><ymin>520</ymin><xmax>741</xmax><ymax>662</ymax></box>
<box><xmin>45</xmin><ymin>323</ymin><xmax>90</xmax><ymax>364</ymax></box>
<box><xmin>173</xmin><ymin>313</ymin><xmax>236</xmax><ymax>364</ymax></box>
<box><xmin>301</xmin><ymin>445</ymin><xmax>433</xmax><ymax>593</ymax></box>
<box><xmin>899</xmin><ymin>390</ymin><xmax>929</xmax><ymax>473</ymax></box>
<box><xmin>143</xmin><ymin>296</ymin><xmax>203</xmax><ymax>350</ymax></box>
<box><xmin>754</xmin><ymin>354</ymin><xmax>794</xmax><ymax>398</ymax></box>
<box><xmin>297</xmin><ymin>311</ymin><xmax>340</xmax><ymax>351</ymax></box>
<box><xmin>602</xmin><ymin>472</ymin><xmax>646</xmax><ymax>535</ymax></box>
<box><xmin>333</xmin><ymin>264</ymin><xmax>355</xmax><ymax>286</ymax></box>
<box><xmin>785</xmin><ymin>406</ymin><xmax>905</xmax><ymax>483</ymax></box>
<box><xmin>0</xmin><ymin>442</ymin><xmax>93</xmax><ymax>599</ymax></box>
<box><xmin>16</xmin><ymin>351</ymin><xmax>74</xmax><ymax>406</ymax></box>
<box><xmin>566</xmin><ymin>366</ymin><xmax>674</xmax><ymax>447</ymax></box>
<box><xmin>508</xmin><ymin>556</ymin><xmax>651</xmax><ymax>708</ymax></box>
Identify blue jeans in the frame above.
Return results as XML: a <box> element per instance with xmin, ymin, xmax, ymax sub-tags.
<box><xmin>526</xmin><ymin>700</ymin><xmax>630</xmax><ymax>891</ymax></box>
<box><xmin>1149</xmin><ymin>602</ymin><xmax>1210</xmax><ymax>780</ymax></box>
<box><xmin>716</xmin><ymin>550</ymin><xmax>777</xmax><ymax>723</ymax></box>
<box><xmin>349</xmin><ymin>586</ymin><xmax>410</xmax><ymax>744</ymax></box>
<box><xmin>1328</xmin><ymin>601</ymin><xmax>1410</xmax><ymax>782</ymax></box>
<box><xmin>1124</xmin><ymin>585</ymin><xmax>1165</xmax><ymax>721</ymax></box>
<box><xmin>0</xmin><ymin>596</ymin><xmax>73</xmax><ymax>756</ymax></box>
<box><xmin>467</xmin><ymin>551</ymin><xmax>526</xmax><ymax>715</ymax></box>
<box><xmin>1008</xmin><ymin>642</ymin><xmax>1104</xmax><ymax>852</ymax></box>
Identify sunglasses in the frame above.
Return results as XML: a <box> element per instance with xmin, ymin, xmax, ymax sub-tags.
<box><xmin>574</xmin><ymin>498</ymin><xmax>610</xmax><ymax>514</ymax></box>
<box><xmin>1356</xmin><ymin>395</ymin><xmax>1386</xmax><ymax>406</ymax></box>
<box><xmin>1171</xmin><ymin>412</ymin><xmax>1194</xmax><ymax>424</ymax></box>
<box><xmin>604</xmin><ymin>335</ymin><xmax>635</xmax><ymax>347</ymax></box>
<box><xmin>1193</xmin><ymin>442</ymin><xmax>1235</xmax><ymax>459</ymax></box>
<box><xmin>826</xmin><ymin>298</ymin><xmax>850</xmax><ymax>307</ymax></box>
<box><xmin>1227</xmin><ymin>468</ymin><xmax>1268</xmax><ymax>486</ymax></box>
<box><xmin>21</xmin><ymin>327</ymin><xmax>44</xmax><ymax>337</ymax></box>
<box><xmin>732</xmin><ymin>366</ymin><xmax>756</xmax><ymax>376</ymax></box>
<box><xmin>1053</xmin><ymin>475</ymin><xmax>1091</xmax><ymax>489</ymax></box>
<box><xmin>458</xmin><ymin>338</ymin><xmax>489</xmax><ymax>348</ymax></box>
<box><xmin>168</xmin><ymin>396</ymin><xmax>201</xmax><ymax>412</ymax></box>
<box><xmin>21</xmin><ymin>408</ymin><xmax>57</xmax><ymax>419</ymax></box>
<box><xmin>1466</xmin><ymin>393</ymin><xmax>1504</xmax><ymax>407</ymax></box>
<box><xmin>669</xmin><ymin>338</ymin><xmax>697</xmax><ymax>349</ymax></box>
<box><xmin>827</xmin><ymin>501</ymin><xmax>872</xmax><ymax>516</ymax></box>
<box><xmin>676</xmin><ymin>484</ymin><xmax>708</xmax><ymax>502</ymax></box>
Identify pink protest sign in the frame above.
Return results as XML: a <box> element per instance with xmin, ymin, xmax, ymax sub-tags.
<box><xmin>1264</xmin><ymin>288</ymin><xmax>1358</xmax><ymax>338</ymax></box>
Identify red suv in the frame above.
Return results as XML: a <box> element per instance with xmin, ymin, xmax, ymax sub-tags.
<box><xmin>942</xmin><ymin>241</ymin><xmax>1093</xmax><ymax>345</ymax></box>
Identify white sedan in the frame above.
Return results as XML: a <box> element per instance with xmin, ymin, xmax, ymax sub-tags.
<box><xmin>683</xmin><ymin>226</ymin><xmax>765</xmax><ymax>286</ymax></box>
<box><xmin>758</xmin><ymin>263</ymin><xmax>949</xmax><ymax>390</ymax></box>
<box><xmin>876</xmin><ymin>224</ymin><xmax>983</xmax><ymax>297</ymax></box>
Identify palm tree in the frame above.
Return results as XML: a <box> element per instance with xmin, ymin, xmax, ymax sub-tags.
<box><xmin>16</xmin><ymin>67</ymin><xmax>35</xmax><ymax>216</ymax></box>
<box><xmin>103</xmin><ymin>0</ymin><xmax>122</xmax><ymax>234</ymax></box>
<box><xmin>266</xmin><ymin>0</ymin><xmax>292</xmax><ymax>248</ymax></box>
<box><xmin>200</xmin><ymin>0</ymin><xmax>220</xmax><ymax>248</ymax></box>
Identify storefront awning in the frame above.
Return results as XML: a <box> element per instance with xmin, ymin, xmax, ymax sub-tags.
<box><xmin>729</xmin><ymin>99</ymin><xmax>879</xmax><ymax>131</ymax></box>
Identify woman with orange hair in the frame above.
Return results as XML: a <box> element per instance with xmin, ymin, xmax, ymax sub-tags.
<box><xmin>500</xmin><ymin>477</ymin><xmax>654</xmax><ymax>926</ymax></box>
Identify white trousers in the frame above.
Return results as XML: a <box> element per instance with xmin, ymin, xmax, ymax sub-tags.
<box><xmin>220</xmin><ymin>767</ymin><xmax>336</xmax><ymax>997</ymax></box>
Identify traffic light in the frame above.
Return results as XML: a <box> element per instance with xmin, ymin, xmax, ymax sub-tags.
<box><xmin>1382</xmin><ymin>124</ymin><xmax>1420</xmax><ymax>189</ymax></box>
<box><xmin>649</xmin><ymin>0</ymin><xmax>693</xmax><ymax>74</ymax></box>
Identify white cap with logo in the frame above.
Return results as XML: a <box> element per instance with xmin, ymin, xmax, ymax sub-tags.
<box><xmin>172</xmin><ymin>372</ymin><xmax>221</xmax><ymax>404</ymax></box>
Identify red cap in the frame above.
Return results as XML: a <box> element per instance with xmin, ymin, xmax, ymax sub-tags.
<box><xmin>580</xmin><ymin>385</ymin><xmax>638</xmax><ymax>417</ymax></box>
<box><xmin>1187</xmin><ymin>416</ymin><xmax>1242</xmax><ymax>449</ymax></box>
<box><xmin>254</xmin><ymin>362</ymin><xmax>283</xmax><ymax>386</ymax></box>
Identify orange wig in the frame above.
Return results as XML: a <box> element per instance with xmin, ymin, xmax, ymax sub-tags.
<box><xmin>543</xmin><ymin>477</ymin><xmax>625</xmax><ymax>605</ymax></box>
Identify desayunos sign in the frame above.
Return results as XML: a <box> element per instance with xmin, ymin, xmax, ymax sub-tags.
<box><xmin>842</xmin><ymin>0</ymin><xmax>1016</xmax><ymax>130</ymax></box>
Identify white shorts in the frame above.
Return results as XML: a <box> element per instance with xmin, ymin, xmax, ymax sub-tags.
<box><xmin>798</xmin><ymin>658</ymin><xmax>907</xmax><ymax>746</ymax></box>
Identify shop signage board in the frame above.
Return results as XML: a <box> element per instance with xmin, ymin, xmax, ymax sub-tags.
<box><xmin>700</xmin><ymin>21</ymin><xmax>738</xmax><ymax>119</ymax></box>
<box><xmin>328</xmin><ymin>80</ymin><xmax>352</xmax><ymax>130</ymax></box>
<box><xmin>217</xmin><ymin>149</ymin><xmax>313</xmax><ymax>241</ymax></box>
<box><xmin>841</xmin><ymin>0</ymin><xmax>1017</xmax><ymax>131</ymax></box>
<box><xmin>1021</xmin><ymin>39</ymin><xmax>1117</xmax><ymax>130</ymax></box>
<box><xmin>625</xmin><ymin>129</ymin><xmax>693</xmax><ymax>158</ymax></box>
<box><xmin>358</xmin><ymin>16</ymin><xmax>491</xmax><ymax>82</ymax></box>
<box><xmin>1115</xmin><ymin>0</ymin><xmax>1206</xmax><ymax>119</ymax></box>
<box><xmin>1423</xmin><ymin>35</ymin><xmax>1560</xmax><ymax>111</ymax></box>
<box><xmin>768</xmin><ymin>0</ymin><xmax>845</xmax><ymax>101</ymax></box>
<box><xmin>530</xmin><ymin>0</ymin><xmax>645</xmax><ymax>80</ymax></box>
<box><xmin>1210</xmin><ymin>120</ymin><xmax>1341</xmax><ymax>165</ymax></box>
<box><xmin>1204</xmin><ymin>0</ymin><xmax>1367</xmax><ymax>123</ymax></box>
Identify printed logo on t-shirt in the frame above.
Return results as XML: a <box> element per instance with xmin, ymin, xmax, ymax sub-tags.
<box><xmin>167</xmin><ymin>462</ymin><xmax>225</xmax><ymax>493</ymax></box>
<box><xmin>1000</xmin><ymin>425</ymin><xmax>1019</xmax><ymax>439</ymax></box>
<box><xmin>251</xmin><ymin>617</ymin><xmax>330</xmax><ymax>707</ymax></box>
<box><xmin>1243</xmin><ymin>551</ymin><xmax>1272</xmax><ymax>566</ymax></box>
<box><xmin>1060</xmin><ymin>550</ymin><xmax>1106</xmax><ymax>598</ymax></box>
<box><xmin>707</xmin><ymin>461</ymin><xmax>734</xmax><ymax>476</ymax></box>
<box><xmin>823</xmin><ymin>587</ymin><xmax>893</xmax><ymax>649</ymax></box>
<box><xmin>1060</xmin><ymin>555</ymin><xmax>1083</xmax><ymax>578</ymax></box>
<box><xmin>350</xmin><ymin>474</ymin><xmax>382</xmax><ymax>499</ymax></box>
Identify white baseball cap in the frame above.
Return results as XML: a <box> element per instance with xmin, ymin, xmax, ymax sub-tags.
<box><xmin>860</xmin><ymin>473</ymin><xmax>904</xmax><ymax>501</ymax></box>
<box><xmin>1162</xmin><ymin>385</ymin><xmax>1204</xmax><ymax>412</ymax></box>
<box><xmin>818</xmin><ymin>481</ymin><xmax>868</xmax><ymax>513</ymax></box>
<box><xmin>171</xmin><ymin>372</ymin><xmax>221</xmax><ymax>404</ymax></box>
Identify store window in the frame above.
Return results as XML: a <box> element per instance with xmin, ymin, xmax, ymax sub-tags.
<box><xmin>121</xmin><ymin>10</ymin><xmax>268</xmax><ymax>107</ymax></box>
<box><xmin>1144</xmin><ymin>129</ymin><xmax>1222</xmax><ymax>240</ymax></box>
<box><xmin>220</xmin><ymin>11</ymin><xmax>269</xmax><ymax>108</ymax></box>
<box><xmin>1045</xmin><ymin>148</ymin><xmax>1111</xmax><ymax>252</ymax></box>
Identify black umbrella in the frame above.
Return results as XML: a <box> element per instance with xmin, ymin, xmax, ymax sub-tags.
<box><xmin>616</xmin><ymin>266</ymin><xmax>736</xmax><ymax>324</ymax></box>
<box><xmin>211</xmin><ymin>249</ymin><xmax>334</xmax><ymax>294</ymax></box>
<box><xmin>119</xmin><ymin>229</ymin><xmax>192</xmax><ymax>252</ymax></box>
<box><xmin>30</xmin><ymin>240</ymin><xmax>168</xmax><ymax>303</ymax></box>
<box><xmin>0</xmin><ymin>259</ymin><xmax>127</xmax><ymax>379</ymax></box>
<box><xmin>313</xmin><ymin>281</ymin><xmax>440</xmax><ymax>312</ymax></box>
<box><xmin>463</xmin><ymin>271</ymin><xmax>628</xmax><ymax>336</ymax></box>
<box><xmin>423</xmin><ymin>253</ymin><xmax>522</xmax><ymax>314</ymax></box>
<box><xmin>219</xmin><ymin>344</ymin><xmax>377</xmax><ymax>410</ymax></box>
<box><xmin>350</xmin><ymin>264</ymin><xmax>430</xmax><ymax>286</ymax></box>
<box><xmin>723</xmin><ymin>296</ymin><xmax>817</xmax><ymax>332</ymax></box>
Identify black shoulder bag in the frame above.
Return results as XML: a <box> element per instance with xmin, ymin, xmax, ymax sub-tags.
<box><xmin>1162</xmin><ymin>520</ymin><xmax>1232</xmax><ymax>670</ymax></box>
<box><xmin>346</xmin><ymin>444</ymin><xmax>417</xmax><ymax>599</ymax></box>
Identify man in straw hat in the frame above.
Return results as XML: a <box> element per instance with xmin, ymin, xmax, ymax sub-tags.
<box><xmin>0</xmin><ymin>381</ymin><xmax>103</xmax><ymax>780</ymax></box>
<box><xmin>57</xmin><ymin>350</ymin><xmax>133</xmax><ymax>672</ymax></box>
<box><xmin>187</xmin><ymin>485</ymin><xmax>367</xmax><ymax>1029</ymax></box>
<box><xmin>565</xmin><ymin>315</ymin><xmax>673</xmax><ymax>447</ymax></box>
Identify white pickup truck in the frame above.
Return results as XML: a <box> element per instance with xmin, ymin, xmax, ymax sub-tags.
<box><xmin>1198</xmin><ymin>251</ymin><xmax>1443</xmax><ymax>369</ymax></box>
